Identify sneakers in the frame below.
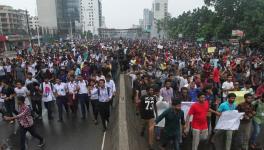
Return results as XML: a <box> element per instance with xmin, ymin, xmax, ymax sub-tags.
<box><xmin>37</xmin><ymin>139</ymin><xmax>45</xmax><ymax>147</ymax></box>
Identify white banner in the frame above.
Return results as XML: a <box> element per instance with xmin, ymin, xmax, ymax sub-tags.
<box><xmin>215</xmin><ymin>110</ymin><xmax>244</xmax><ymax>130</ymax></box>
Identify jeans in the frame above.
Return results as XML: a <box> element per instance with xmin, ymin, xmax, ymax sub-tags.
<box><xmin>20</xmin><ymin>125</ymin><xmax>43</xmax><ymax>150</ymax></box>
<box><xmin>78</xmin><ymin>94</ymin><xmax>89</xmax><ymax>119</ymax></box>
<box><xmin>91</xmin><ymin>100</ymin><xmax>99</xmax><ymax>120</ymax></box>
<box><xmin>44</xmin><ymin>101</ymin><xmax>54</xmax><ymax>119</ymax></box>
<box><xmin>56</xmin><ymin>96</ymin><xmax>69</xmax><ymax>121</ymax></box>
<box><xmin>192</xmin><ymin>129</ymin><xmax>208</xmax><ymax>150</ymax></box>
<box><xmin>4</xmin><ymin>100</ymin><xmax>17</xmax><ymax>117</ymax></box>
<box><xmin>250</xmin><ymin>120</ymin><xmax>261</xmax><ymax>145</ymax></box>
<box><xmin>99</xmin><ymin>101</ymin><xmax>110</xmax><ymax>129</ymax></box>
<box><xmin>31</xmin><ymin>100</ymin><xmax>42</xmax><ymax>117</ymax></box>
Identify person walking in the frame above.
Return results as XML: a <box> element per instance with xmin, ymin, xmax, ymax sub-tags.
<box><xmin>88</xmin><ymin>79</ymin><xmax>99</xmax><ymax>124</ymax></box>
<box><xmin>237</xmin><ymin>93</ymin><xmax>255</xmax><ymax>150</ymax></box>
<box><xmin>98</xmin><ymin>79</ymin><xmax>113</xmax><ymax>132</ymax></box>
<box><xmin>215</xmin><ymin>93</ymin><xmax>237</xmax><ymax>150</ymax></box>
<box><xmin>4</xmin><ymin>96</ymin><xmax>45</xmax><ymax>150</ymax></box>
<box><xmin>154</xmin><ymin>100</ymin><xmax>185</xmax><ymax>150</ymax></box>
<box><xmin>67</xmin><ymin>77</ymin><xmax>78</xmax><ymax>114</ymax></box>
<box><xmin>185</xmin><ymin>92</ymin><xmax>220</xmax><ymax>150</ymax></box>
<box><xmin>1</xmin><ymin>80</ymin><xmax>16</xmax><ymax>123</ymax></box>
<box><xmin>53</xmin><ymin>78</ymin><xmax>69</xmax><ymax>122</ymax></box>
<box><xmin>139</xmin><ymin>86</ymin><xmax>157</xmax><ymax>150</ymax></box>
<box><xmin>40</xmin><ymin>77</ymin><xmax>55</xmax><ymax>120</ymax></box>
<box><xmin>76</xmin><ymin>76</ymin><xmax>89</xmax><ymax>120</ymax></box>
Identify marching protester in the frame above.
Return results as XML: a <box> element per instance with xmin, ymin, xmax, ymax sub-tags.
<box><xmin>140</xmin><ymin>86</ymin><xmax>157</xmax><ymax>150</ymax></box>
<box><xmin>53</xmin><ymin>78</ymin><xmax>69</xmax><ymax>122</ymax></box>
<box><xmin>154</xmin><ymin>100</ymin><xmax>185</xmax><ymax>150</ymax></box>
<box><xmin>98</xmin><ymin>79</ymin><xmax>113</xmax><ymax>132</ymax></box>
<box><xmin>4</xmin><ymin>96</ymin><xmax>45</xmax><ymax>150</ymax></box>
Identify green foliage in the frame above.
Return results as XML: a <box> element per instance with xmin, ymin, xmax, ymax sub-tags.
<box><xmin>164</xmin><ymin>0</ymin><xmax>264</xmax><ymax>47</ymax></box>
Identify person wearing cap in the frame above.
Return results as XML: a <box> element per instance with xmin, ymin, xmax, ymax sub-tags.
<box><xmin>4</xmin><ymin>96</ymin><xmax>45</xmax><ymax>150</ymax></box>
<box><xmin>154</xmin><ymin>100</ymin><xmax>185</xmax><ymax>150</ymax></box>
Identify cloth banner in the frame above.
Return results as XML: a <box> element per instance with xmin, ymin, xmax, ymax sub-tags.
<box><xmin>215</xmin><ymin>110</ymin><xmax>244</xmax><ymax>130</ymax></box>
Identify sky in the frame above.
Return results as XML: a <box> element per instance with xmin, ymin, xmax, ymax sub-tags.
<box><xmin>0</xmin><ymin>0</ymin><xmax>205</xmax><ymax>28</ymax></box>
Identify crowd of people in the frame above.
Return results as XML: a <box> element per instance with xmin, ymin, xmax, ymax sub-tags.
<box><xmin>126</xmin><ymin>40</ymin><xmax>264</xmax><ymax>150</ymax></box>
<box><xmin>0</xmin><ymin>40</ymin><xmax>120</xmax><ymax>150</ymax></box>
<box><xmin>0</xmin><ymin>38</ymin><xmax>263</xmax><ymax>150</ymax></box>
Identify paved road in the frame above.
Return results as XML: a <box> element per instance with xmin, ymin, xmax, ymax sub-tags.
<box><xmin>0</xmin><ymin>109</ymin><xmax>106</xmax><ymax>150</ymax></box>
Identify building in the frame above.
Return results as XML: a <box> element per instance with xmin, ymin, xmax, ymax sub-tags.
<box><xmin>143</xmin><ymin>9</ymin><xmax>153</xmax><ymax>32</ymax></box>
<box><xmin>80</xmin><ymin>0</ymin><xmax>102</xmax><ymax>35</ymax></box>
<box><xmin>152</xmin><ymin>0</ymin><xmax>168</xmax><ymax>20</ymax></box>
<box><xmin>37</xmin><ymin>0</ymin><xmax>81</xmax><ymax>36</ymax></box>
<box><xmin>99</xmin><ymin>28</ymin><xmax>143</xmax><ymax>39</ymax></box>
<box><xmin>0</xmin><ymin>5</ymin><xmax>28</xmax><ymax>35</ymax></box>
<box><xmin>101</xmin><ymin>16</ymin><xmax>106</xmax><ymax>28</ymax></box>
<box><xmin>37</xmin><ymin>0</ymin><xmax>57</xmax><ymax>35</ymax></box>
<box><xmin>0</xmin><ymin>20</ymin><xmax>2</xmax><ymax>34</ymax></box>
<box><xmin>29</xmin><ymin>16</ymin><xmax>39</xmax><ymax>30</ymax></box>
<box><xmin>151</xmin><ymin>0</ymin><xmax>168</xmax><ymax>38</ymax></box>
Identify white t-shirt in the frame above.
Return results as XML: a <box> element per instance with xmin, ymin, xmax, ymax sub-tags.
<box><xmin>4</xmin><ymin>65</ymin><xmax>11</xmax><ymax>73</ymax></box>
<box><xmin>77</xmin><ymin>81</ymin><xmax>88</xmax><ymax>94</ymax></box>
<box><xmin>53</xmin><ymin>83</ymin><xmax>67</xmax><ymax>96</ymax></box>
<box><xmin>15</xmin><ymin>87</ymin><xmax>30</xmax><ymax>106</ymax></box>
<box><xmin>41</xmin><ymin>82</ymin><xmax>54</xmax><ymax>102</ymax></box>
<box><xmin>222</xmin><ymin>81</ymin><xmax>234</xmax><ymax>98</ymax></box>
<box><xmin>67</xmin><ymin>82</ymin><xmax>77</xmax><ymax>94</ymax></box>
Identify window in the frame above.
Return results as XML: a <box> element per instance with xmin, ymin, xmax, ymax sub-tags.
<box><xmin>155</xmin><ymin>3</ymin><xmax>160</xmax><ymax>11</ymax></box>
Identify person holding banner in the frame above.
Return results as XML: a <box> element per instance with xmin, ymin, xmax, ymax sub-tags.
<box><xmin>237</xmin><ymin>93</ymin><xmax>256</xmax><ymax>150</ymax></box>
<box><xmin>185</xmin><ymin>92</ymin><xmax>220</xmax><ymax>150</ymax></box>
<box><xmin>215</xmin><ymin>93</ymin><xmax>237</xmax><ymax>150</ymax></box>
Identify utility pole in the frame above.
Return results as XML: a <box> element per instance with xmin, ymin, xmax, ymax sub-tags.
<box><xmin>26</xmin><ymin>10</ymin><xmax>32</xmax><ymax>48</ymax></box>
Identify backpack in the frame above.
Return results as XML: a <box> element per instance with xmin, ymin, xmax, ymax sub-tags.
<box><xmin>98</xmin><ymin>87</ymin><xmax>110</xmax><ymax>97</ymax></box>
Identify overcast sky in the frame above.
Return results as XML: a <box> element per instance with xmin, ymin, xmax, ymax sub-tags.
<box><xmin>0</xmin><ymin>0</ymin><xmax>204</xmax><ymax>28</ymax></box>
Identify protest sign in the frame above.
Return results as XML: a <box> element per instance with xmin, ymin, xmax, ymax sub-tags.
<box><xmin>208</xmin><ymin>47</ymin><xmax>216</xmax><ymax>53</ymax></box>
<box><xmin>215</xmin><ymin>110</ymin><xmax>244</xmax><ymax>130</ymax></box>
<box><xmin>181</xmin><ymin>102</ymin><xmax>195</xmax><ymax>120</ymax></box>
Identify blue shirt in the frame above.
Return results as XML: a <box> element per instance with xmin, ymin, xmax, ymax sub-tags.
<box><xmin>218</xmin><ymin>101</ymin><xmax>236</xmax><ymax>112</ymax></box>
<box><xmin>189</xmin><ymin>88</ymin><xmax>200</xmax><ymax>102</ymax></box>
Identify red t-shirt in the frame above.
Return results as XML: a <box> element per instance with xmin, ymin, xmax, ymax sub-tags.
<box><xmin>188</xmin><ymin>101</ymin><xmax>209</xmax><ymax>130</ymax></box>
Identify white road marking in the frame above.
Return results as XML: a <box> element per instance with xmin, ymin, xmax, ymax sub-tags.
<box><xmin>101</xmin><ymin>131</ymin><xmax>106</xmax><ymax>150</ymax></box>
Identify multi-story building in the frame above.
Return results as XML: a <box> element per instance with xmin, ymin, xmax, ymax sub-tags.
<box><xmin>151</xmin><ymin>0</ymin><xmax>168</xmax><ymax>38</ymax></box>
<box><xmin>29</xmin><ymin>16</ymin><xmax>39</xmax><ymax>30</ymax></box>
<box><xmin>37</xmin><ymin>0</ymin><xmax>81</xmax><ymax>36</ymax></box>
<box><xmin>81</xmin><ymin>0</ymin><xmax>102</xmax><ymax>35</ymax></box>
<box><xmin>0</xmin><ymin>5</ymin><xmax>28</xmax><ymax>35</ymax></box>
<box><xmin>143</xmin><ymin>9</ymin><xmax>153</xmax><ymax>32</ymax></box>
<box><xmin>101</xmin><ymin>16</ymin><xmax>106</xmax><ymax>28</ymax></box>
<box><xmin>0</xmin><ymin>20</ymin><xmax>3</xmax><ymax>34</ymax></box>
<box><xmin>152</xmin><ymin>0</ymin><xmax>168</xmax><ymax>20</ymax></box>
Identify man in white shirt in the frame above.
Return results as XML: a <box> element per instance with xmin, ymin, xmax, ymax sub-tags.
<box><xmin>76</xmin><ymin>76</ymin><xmax>89</xmax><ymax>120</ymax></box>
<box><xmin>53</xmin><ymin>78</ymin><xmax>68</xmax><ymax>122</ymax></box>
<box><xmin>41</xmin><ymin>77</ymin><xmax>54</xmax><ymax>120</ymax></box>
<box><xmin>98</xmin><ymin>79</ymin><xmax>113</xmax><ymax>131</ymax></box>
<box><xmin>25</xmin><ymin>73</ymin><xmax>39</xmax><ymax>86</ymax></box>
<box><xmin>14</xmin><ymin>81</ymin><xmax>30</xmax><ymax>106</ymax></box>
<box><xmin>105</xmin><ymin>74</ymin><xmax>116</xmax><ymax>108</ymax></box>
<box><xmin>222</xmin><ymin>75</ymin><xmax>234</xmax><ymax>101</ymax></box>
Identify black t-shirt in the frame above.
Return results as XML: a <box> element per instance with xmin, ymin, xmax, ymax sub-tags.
<box><xmin>1</xmin><ymin>86</ymin><xmax>15</xmax><ymax>101</ymax></box>
<box><xmin>140</xmin><ymin>95</ymin><xmax>157</xmax><ymax>120</ymax></box>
